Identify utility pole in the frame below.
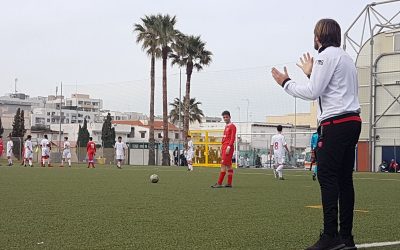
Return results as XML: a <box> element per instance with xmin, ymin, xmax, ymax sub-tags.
<box><xmin>178</xmin><ymin>68</ymin><xmax>182</xmax><ymax>140</ymax></box>
<box><xmin>294</xmin><ymin>97</ymin><xmax>297</xmax><ymax>155</ymax></box>
<box><xmin>58</xmin><ymin>82</ymin><xmax>63</xmax><ymax>152</ymax></box>
<box><xmin>14</xmin><ymin>78</ymin><xmax>18</xmax><ymax>94</ymax></box>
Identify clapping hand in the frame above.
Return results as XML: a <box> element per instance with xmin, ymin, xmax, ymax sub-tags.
<box><xmin>296</xmin><ymin>52</ymin><xmax>314</xmax><ymax>77</ymax></box>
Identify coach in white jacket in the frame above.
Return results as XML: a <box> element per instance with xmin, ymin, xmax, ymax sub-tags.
<box><xmin>271</xmin><ymin>19</ymin><xmax>361</xmax><ymax>250</ymax></box>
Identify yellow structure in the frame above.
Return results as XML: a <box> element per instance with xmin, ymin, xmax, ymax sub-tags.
<box><xmin>189</xmin><ymin>130</ymin><xmax>236</xmax><ymax>168</ymax></box>
<box><xmin>266</xmin><ymin>102</ymin><xmax>318</xmax><ymax>129</ymax></box>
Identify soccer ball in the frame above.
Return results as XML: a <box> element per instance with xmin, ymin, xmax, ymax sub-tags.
<box><xmin>150</xmin><ymin>174</ymin><xmax>159</xmax><ymax>183</ymax></box>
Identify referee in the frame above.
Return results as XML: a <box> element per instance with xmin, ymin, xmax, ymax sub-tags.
<box><xmin>271</xmin><ymin>19</ymin><xmax>361</xmax><ymax>250</ymax></box>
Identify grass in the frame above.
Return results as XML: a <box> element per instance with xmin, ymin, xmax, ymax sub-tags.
<box><xmin>0</xmin><ymin>162</ymin><xmax>399</xmax><ymax>249</ymax></box>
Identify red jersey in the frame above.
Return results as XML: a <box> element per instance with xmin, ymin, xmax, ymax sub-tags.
<box><xmin>87</xmin><ymin>141</ymin><xmax>96</xmax><ymax>153</ymax></box>
<box><xmin>222</xmin><ymin>123</ymin><xmax>236</xmax><ymax>147</ymax></box>
<box><xmin>0</xmin><ymin>139</ymin><xmax>3</xmax><ymax>154</ymax></box>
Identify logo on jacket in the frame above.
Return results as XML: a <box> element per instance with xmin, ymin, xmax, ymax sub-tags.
<box><xmin>316</xmin><ymin>60</ymin><xmax>324</xmax><ymax>65</ymax></box>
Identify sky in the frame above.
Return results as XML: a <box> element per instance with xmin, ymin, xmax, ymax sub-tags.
<box><xmin>0</xmin><ymin>0</ymin><xmax>380</xmax><ymax>121</ymax></box>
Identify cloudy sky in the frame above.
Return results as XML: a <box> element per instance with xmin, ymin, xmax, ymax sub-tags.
<box><xmin>0</xmin><ymin>0</ymin><xmax>386</xmax><ymax>121</ymax></box>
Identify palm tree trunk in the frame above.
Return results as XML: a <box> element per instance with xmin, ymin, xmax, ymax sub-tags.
<box><xmin>161</xmin><ymin>49</ymin><xmax>170</xmax><ymax>166</ymax></box>
<box><xmin>148</xmin><ymin>55</ymin><xmax>156</xmax><ymax>165</ymax></box>
<box><xmin>183</xmin><ymin>64</ymin><xmax>193</xmax><ymax>147</ymax></box>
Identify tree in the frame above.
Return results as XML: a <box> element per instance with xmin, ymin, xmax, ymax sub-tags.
<box><xmin>20</xmin><ymin>110</ymin><xmax>26</xmax><ymax>136</ymax></box>
<box><xmin>77</xmin><ymin>119</ymin><xmax>90</xmax><ymax>148</ymax></box>
<box><xmin>11</xmin><ymin>108</ymin><xmax>26</xmax><ymax>159</ymax></box>
<box><xmin>0</xmin><ymin>117</ymin><xmax>4</xmax><ymax>136</ymax></box>
<box><xmin>101</xmin><ymin>113</ymin><xmax>115</xmax><ymax>148</ymax></box>
<box><xmin>169</xmin><ymin>97</ymin><xmax>204</xmax><ymax>125</ymax></box>
<box><xmin>153</xmin><ymin>14</ymin><xmax>181</xmax><ymax>166</ymax></box>
<box><xmin>134</xmin><ymin>15</ymin><xmax>161</xmax><ymax>166</ymax></box>
<box><xmin>171</xmin><ymin>35</ymin><xmax>212</xmax><ymax>145</ymax></box>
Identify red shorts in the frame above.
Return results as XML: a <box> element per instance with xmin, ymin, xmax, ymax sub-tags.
<box><xmin>42</xmin><ymin>156</ymin><xmax>49</xmax><ymax>159</ymax></box>
<box><xmin>221</xmin><ymin>145</ymin><xmax>234</xmax><ymax>166</ymax></box>
<box><xmin>88</xmin><ymin>152</ymin><xmax>95</xmax><ymax>161</ymax></box>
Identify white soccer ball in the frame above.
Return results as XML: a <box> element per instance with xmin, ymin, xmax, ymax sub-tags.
<box><xmin>150</xmin><ymin>174</ymin><xmax>159</xmax><ymax>183</ymax></box>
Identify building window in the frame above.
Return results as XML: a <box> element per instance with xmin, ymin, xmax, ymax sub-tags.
<box><xmin>175</xmin><ymin>133</ymin><xmax>179</xmax><ymax>139</ymax></box>
<box><xmin>47</xmin><ymin>119</ymin><xmax>50</xmax><ymax>122</ymax></box>
<box><xmin>140</xmin><ymin>132</ymin><xmax>146</xmax><ymax>138</ymax></box>
<box><xmin>78</xmin><ymin>101</ymin><xmax>83</xmax><ymax>104</ymax></box>
<box><xmin>394</xmin><ymin>33</ymin><xmax>400</xmax><ymax>52</ymax></box>
<box><xmin>47</xmin><ymin>112</ymin><xmax>50</xmax><ymax>116</ymax></box>
<box><xmin>127</xmin><ymin>127</ymin><xmax>135</xmax><ymax>138</ymax></box>
<box><xmin>158</xmin><ymin>133</ymin><xmax>162</xmax><ymax>139</ymax></box>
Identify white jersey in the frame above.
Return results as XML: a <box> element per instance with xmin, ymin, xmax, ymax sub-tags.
<box><xmin>63</xmin><ymin>141</ymin><xmax>71</xmax><ymax>152</ymax></box>
<box><xmin>24</xmin><ymin>140</ymin><xmax>33</xmax><ymax>159</ymax></box>
<box><xmin>41</xmin><ymin>139</ymin><xmax>49</xmax><ymax>149</ymax></box>
<box><xmin>63</xmin><ymin>141</ymin><xmax>71</xmax><ymax>159</ymax></box>
<box><xmin>41</xmin><ymin>138</ymin><xmax>50</xmax><ymax>157</ymax></box>
<box><xmin>187</xmin><ymin>140</ymin><xmax>194</xmax><ymax>153</ymax></box>
<box><xmin>6</xmin><ymin>140</ymin><xmax>13</xmax><ymax>157</ymax></box>
<box><xmin>271</xmin><ymin>134</ymin><xmax>287</xmax><ymax>158</ymax></box>
<box><xmin>114</xmin><ymin>141</ymin><xmax>127</xmax><ymax>159</ymax></box>
<box><xmin>283</xmin><ymin>47</ymin><xmax>360</xmax><ymax>123</ymax></box>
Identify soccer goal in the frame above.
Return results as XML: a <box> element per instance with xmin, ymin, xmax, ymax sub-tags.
<box><xmin>235</xmin><ymin>131</ymin><xmax>315</xmax><ymax>169</ymax></box>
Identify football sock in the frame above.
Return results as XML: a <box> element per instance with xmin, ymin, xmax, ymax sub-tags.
<box><xmin>277</xmin><ymin>165</ymin><xmax>284</xmax><ymax>178</ymax></box>
<box><xmin>227</xmin><ymin>169</ymin><xmax>234</xmax><ymax>185</ymax></box>
<box><xmin>217</xmin><ymin>171</ymin><xmax>226</xmax><ymax>185</ymax></box>
<box><xmin>29</xmin><ymin>160</ymin><xmax>32</xmax><ymax>166</ymax></box>
<box><xmin>68</xmin><ymin>159</ymin><xmax>71</xmax><ymax>166</ymax></box>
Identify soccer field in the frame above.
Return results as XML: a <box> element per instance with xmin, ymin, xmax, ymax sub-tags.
<box><xmin>0</xmin><ymin>163</ymin><xmax>399</xmax><ymax>250</ymax></box>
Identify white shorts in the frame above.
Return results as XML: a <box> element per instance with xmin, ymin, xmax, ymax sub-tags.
<box><xmin>63</xmin><ymin>150</ymin><xmax>71</xmax><ymax>159</ymax></box>
<box><xmin>6</xmin><ymin>151</ymin><xmax>13</xmax><ymax>157</ymax></box>
<box><xmin>25</xmin><ymin>151</ymin><xmax>33</xmax><ymax>159</ymax></box>
<box><xmin>41</xmin><ymin>148</ymin><xmax>50</xmax><ymax>157</ymax></box>
<box><xmin>116</xmin><ymin>154</ymin><xmax>125</xmax><ymax>160</ymax></box>
<box><xmin>186</xmin><ymin>150</ymin><xmax>194</xmax><ymax>161</ymax></box>
<box><xmin>274</xmin><ymin>156</ymin><xmax>285</xmax><ymax>165</ymax></box>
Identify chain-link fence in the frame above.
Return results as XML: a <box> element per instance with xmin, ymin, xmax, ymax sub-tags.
<box><xmin>236</xmin><ymin>131</ymin><xmax>314</xmax><ymax>168</ymax></box>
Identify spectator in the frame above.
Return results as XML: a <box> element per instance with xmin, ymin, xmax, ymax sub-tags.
<box><xmin>379</xmin><ymin>160</ymin><xmax>388</xmax><ymax>172</ymax></box>
<box><xmin>388</xmin><ymin>159</ymin><xmax>399</xmax><ymax>173</ymax></box>
<box><xmin>173</xmin><ymin>147</ymin><xmax>179</xmax><ymax>166</ymax></box>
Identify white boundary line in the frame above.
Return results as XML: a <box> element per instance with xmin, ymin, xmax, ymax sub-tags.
<box><xmin>356</xmin><ymin>241</ymin><xmax>400</xmax><ymax>248</ymax></box>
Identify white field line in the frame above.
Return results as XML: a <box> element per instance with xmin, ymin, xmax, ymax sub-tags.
<box><xmin>356</xmin><ymin>240</ymin><xmax>400</xmax><ymax>248</ymax></box>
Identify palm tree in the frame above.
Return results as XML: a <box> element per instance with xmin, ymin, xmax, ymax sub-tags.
<box><xmin>169</xmin><ymin>97</ymin><xmax>204</xmax><ymax>125</ymax></box>
<box><xmin>170</xmin><ymin>35</ymin><xmax>212</xmax><ymax>146</ymax></box>
<box><xmin>153</xmin><ymin>14</ymin><xmax>181</xmax><ymax>166</ymax></box>
<box><xmin>134</xmin><ymin>15</ymin><xmax>160</xmax><ymax>166</ymax></box>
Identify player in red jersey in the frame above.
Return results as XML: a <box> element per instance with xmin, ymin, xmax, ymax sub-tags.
<box><xmin>86</xmin><ymin>137</ymin><xmax>96</xmax><ymax>168</ymax></box>
<box><xmin>211</xmin><ymin>110</ymin><xmax>237</xmax><ymax>188</ymax></box>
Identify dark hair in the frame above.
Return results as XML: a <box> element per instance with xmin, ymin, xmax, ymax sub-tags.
<box><xmin>314</xmin><ymin>19</ymin><xmax>341</xmax><ymax>47</ymax></box>
<box><xmin>89</xmin><ymin>137</ymin><xmax>93</xmax><ymax>140</ymax></box>
<box><xmin>277</xmin><ymin>125</ymin><xmax>283</xmax><ymax>132</ymax></box>
<box><xmin>187</xmin><ymin>135</ymin><xmax>191</xmax><ymax>138</ymax></box>
<box><xmin>118</xmin><ymin>136</ymin><xmax>122</xmax><ymax>139</ymax></box>
<box><xmin>64</xmin><ymin>137</ymin><xmax>68</xmax><ymax>140</ymax></box>
<box><xmin>221</xmin><ymin>110</ymin><xmax>231</xmax><ymax>117</ymax></box>
<box><xmin>44</xmin><ymin>134</ymin><xmax>48</xmax><ymax>139</ymax></box>
<box><xmin>27</xmin><ymin>135</ymin><xmax>32</xmax><ymax>139</ymax></box>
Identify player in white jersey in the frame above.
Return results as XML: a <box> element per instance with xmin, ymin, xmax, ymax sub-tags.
<box><xmin>114</xmin><ymin>136</ymin><xmax>127</xmax><ymax>169</ymax></box>
<box><xmin>24</xmin><ymin>135</ymin><xmax>34</xmax><ymax>167</ymax></box>
<box><xmin>6</xmin><ymin>135</ymin><xmax>14</xmax><ymax>166</ymax></box>
<box><xmin>40</xmin><ymin>134</ymin><xmax>52</xmax><ymax>167</ymax></box>
<box><xmin>270</xmin><ymin>125</ymin><xmax>290</xmax><ymax>180</ymax></box>
<box><xmin>186</xmin><ymin>135</ymin><xmax>194</xmax><ymax>171</ymax></box>
<box><xmin>60</xmin><ymin>137</ymin><xmax>72</xmax><ymax>167</ymax></box>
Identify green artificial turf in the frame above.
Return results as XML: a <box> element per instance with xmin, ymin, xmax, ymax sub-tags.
<box><xmin>0</xmin><ymin>163</ymin><xmax>399</xmax><ymax>249</ymax></box>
